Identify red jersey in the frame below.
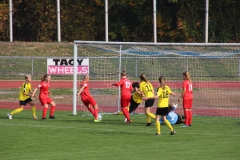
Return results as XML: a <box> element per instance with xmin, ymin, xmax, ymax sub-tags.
<box><xmin>182</xmin><ymin>80</ymin><xmax>193</xmax><ymax>100</ymax></box>
<box><xmin>79</xmin><ymin>81</ymin><xmax>92</xmax><ymax>98</ymax></box>
<box><xmin>113</xmin><ymin>78</ymin><xmax>132</xmax><ymax>95</ymax></box>
<box><xmin>38</xmin><ymin>81</ymin><xmax>50</xmax><ymax>98</ymax></box>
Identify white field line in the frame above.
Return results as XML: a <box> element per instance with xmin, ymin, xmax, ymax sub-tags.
<box><xmin>0</xmin><ymin>122</ymin><xmax>239</xmax><ymax>137</ymax></box>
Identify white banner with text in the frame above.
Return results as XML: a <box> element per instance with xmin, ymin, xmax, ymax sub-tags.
<box><xmin>47</xmin><ymin>58</ymin><xmax>89</xmax><ymax>75</ymax></box>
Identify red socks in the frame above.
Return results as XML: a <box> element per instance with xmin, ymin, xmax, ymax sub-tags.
<box><xmin>94</xmin><ymin>108</ymin><xmax>98</xmax><ymax>120</ymax></box>
<box><xmin>87</xmin><ymin>107</ymin><xmax>94</xmax><ymax>115</ymax></box>
<box><xmin>87</xmin><ymin>107</ymin><xmax>99</xmax><ymax>120</ymax></box>
<box><xmin>50</xmin><ymin>106</ymin><xmax>56</xmax><ymax>116</ymax></box>
<box><xmin>122</xmin><ymin>107</ymin><xmax>130</xmax><ymax>121</ymax></box>
<box><xmin>42</xmin><ymin>107</ymin><xmax>48</xmax><ymax>118</ymax></box>
<box><xmin>189</xmin><ymin>110</ymin><xmax>192</xmax><ymax>125</ymax></box>
<box><xmin>42</xmin><ymin>106</ymin><xmax>56</xmax><ymax>118</ymax></box>
<box><xmin>184</xmin><ymin>110</ymin><xmax>189</xmax><ymax>126</ymax></box>
<box><xmin>184</xmin><ymin>110</ymin><xmax>192</xmax><ymax>126</ymax></box>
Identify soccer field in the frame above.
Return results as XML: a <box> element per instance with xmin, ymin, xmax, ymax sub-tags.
<box><xmin>1</xmin><ymin>110</ymin><xmax>240</xmax><ymax>160</ymax></box>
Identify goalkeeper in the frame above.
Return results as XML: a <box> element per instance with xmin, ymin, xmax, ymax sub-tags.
<box><xmin>160</xmin><ymin>103</ymin><xmax>185</xmax><ymax>124</ymax></box>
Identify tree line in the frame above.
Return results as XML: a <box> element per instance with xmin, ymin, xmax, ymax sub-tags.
<box><xmin>0</xmin><ymin>0</ymin><xmax>239</xmax><ymax>42</ymax></box>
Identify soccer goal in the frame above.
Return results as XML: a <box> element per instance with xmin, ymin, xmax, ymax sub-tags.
<box><xmin>73</xmin><ymin>41</ymin><xmax>240</xmax><ymax>117</ymax></box>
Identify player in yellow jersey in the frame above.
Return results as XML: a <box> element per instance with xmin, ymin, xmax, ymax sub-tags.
<box><xmin>7</xmin><ymin>74</ymin><xmax>38</xmax><ymax>120</ymax></box>
<box><xmin>144</xmin><ymin>76</ymin><xmax>176</xmax><ymax>136</ymax></box>
<box><xmin>139</xmin><ymin>74</ymin><xmax>156</xmax><ymax>126</ymax></box>
<box><xmin>120</xmin><ymin>82</ymin><xmax>143</xmax><ymax>122</ymax></box>
<box><xmin>128</xmin><ymin>82</ymin><xmax>143</xmax><ymax>113</ymax></box>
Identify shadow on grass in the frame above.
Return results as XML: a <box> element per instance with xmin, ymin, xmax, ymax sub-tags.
<box><xmin>0</xmin><ymin>115</ymin><xmax>36</xmax><ymax>120</ymax></box>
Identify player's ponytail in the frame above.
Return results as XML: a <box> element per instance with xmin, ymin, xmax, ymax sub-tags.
<box><xmin>183</xmin><ymin>71</ymin><xmax>192</xmax><ymax>83</ymax></box>
<box><xmin>82</xmin><ymin>75</ymin><xmax>89</xmax><ymax>81</ymax></box>
<box><xmin>159</xmin><ymin>76</ymin><xmax>166</xmax><ymax>89</ymax></box>
<box><xmin>121</xmin><ymin>70</ymin><xmax>127</xmax><ymax>76</ymax></box>
<box><xmin>140</xmin><ymin>74</ymin><xmax>148</xmax><ymax>83</ymax></box>
<box><xmin>41</xmin><ymin>74</ymin><xmax>50</xmax><ymax>82</ymax></box>
<box><xmin>24</xmin><ymin>74</ymin><xmax>31</xmax><ymax>80</ymax></box>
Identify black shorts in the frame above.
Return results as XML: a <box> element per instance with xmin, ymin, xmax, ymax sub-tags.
<box><xmin>129</xmin><ymin>96</ymin><xmax>140</xmax><ymax>113</ymax></box>
<box><xmin>19</xmin><ymin>98</ymin><xmax>32</xmax><ymax>106</ymax></box>
<box><xmin>156</xmin><ymin>107</ymin><xmax>168</xmax><ymax>116</ymax></box>
<box><xmin>145</xmin><ymin>99</ymin><xmax>154</xmax><ymax>108</ymax></box>
<box><xmin>175</xmin><ymin>114</ymin><xmax>182</xmax><ymax>124</ymax></box>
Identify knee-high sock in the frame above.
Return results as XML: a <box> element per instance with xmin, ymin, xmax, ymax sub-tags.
<box><xmin>87</xmin><ymin>107</ymin><xmax>94</xmax><ymax>115</ymax></box>
<box><xmin>146</xmin><ymin>115</ymin><xmax>151</xmax><ymax>123</ymax></box>
<box><xmin>164</xmin><ymin>119</ymin><xmax>174</xmax><ymax>131</ymax></box>
<box><xmin>156</xmin><ymin>121</ymin><xmax>160</xmax><ymax>134</ymax></box>
<box><xmin>94</xmin><ymin>108</ymin><xmax>98</xmax><ymax>120</ymax></box>
<box><xmin>184</xmin><ymin>110</ymin><xmax>189</xmax><ymax>125</ymax></box>
<box><xmin>42</xmin><ymin>107</ymin><xmax>48</xmax><ymax>118</ymax></box>
<box><xmin>189</xmin><ymin>110</ymin><xmax>192</xmax><ymax>125</ymax></box>
<box><xmin>147</xmin><ymin>112</ymin><xmax>156</xmax><ymax>119</ymax></box>
<box><xmin>122</xmin><ymin>107</ymin><xmax>130</xmax><ymax>121</ymax></box>
<box><xmin>50</xmin><ymin>106</ymin><xmax>56</xmax><ymax>116</ymax></box>
<box><xmin>31</xmin><ymin>106</ymin><xmax>36</xmax><ymax>117</ymax></box>
<box><xmin>11</xmin><ymin>107</ymin><xmax>23</xmax><ymax>115</ymax></box>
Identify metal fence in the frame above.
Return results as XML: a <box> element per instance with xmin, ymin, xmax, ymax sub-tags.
<box><xmin>0</xmin><ymin>51</ymin><xmax>240</xmax><ymax>117</ymax></box>
<box><xmin>1</xmin><ymin>55</ymin><xmax>240</xmax><ymax>80</ymax></box>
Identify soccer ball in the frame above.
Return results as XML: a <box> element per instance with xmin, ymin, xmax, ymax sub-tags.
<box><xmin>98</xmin><ymin>114</ymin><xmax>102</xmax><ymax>121</ymax></box>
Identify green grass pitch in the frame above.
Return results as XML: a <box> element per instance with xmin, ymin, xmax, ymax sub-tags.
<box><xmin>0</xmin><ymin>109</ymin><xmax>240</xmax><ymax>160</ymax></box>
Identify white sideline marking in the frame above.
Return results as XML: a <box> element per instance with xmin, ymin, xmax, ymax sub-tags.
<box><xmin>53</xmin><ymin>96</ymin><xmax>64</xmax><ymax>99</ymax></box>
<box><xmin>0</xmin><ymin>122</ymin><xmax>239</xmax><ymax>137</ymax></box>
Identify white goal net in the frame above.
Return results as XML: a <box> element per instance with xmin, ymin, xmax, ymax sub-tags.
<box><xmin>73</xmin><ymin>41</ymin><xmax>240</xmax><ymax>117</ymax></box>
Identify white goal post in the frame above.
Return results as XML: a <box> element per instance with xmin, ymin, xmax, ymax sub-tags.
<box><xmin>73</xmin><ymin>41</ymin><xmax>240</xmax><ymax>117</ymax></box>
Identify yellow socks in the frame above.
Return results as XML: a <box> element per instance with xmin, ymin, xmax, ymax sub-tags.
<box><xmin>11</xmin><ymin>107</ymin><xmax>23</xmax><ymax>115</ymax></box>
<box><xmin>118</xmin><ymin>107</ymin><xmax>129</xmax><ymax>115</ymax></box>
<box><xmin>117</xmin><ymin>111</ymin><xmax>123</xmax><ymax>115</ymax></box>
<box><xmin>146</xmin><ymin>115</ymin><xmax>151</xmax><ymax>123</ymax></box>
<box><xmin>164</xmin><ymin>119</ymin><xmax>174</xmax><ymax>131</ymax></box>
<box><xmin>31</xmin><ymin>106</ymin><xmax>36</xmax><ymax>117</ymax></box>
<box><xmin>146</xmin><ymin>113</ymin><xmax>156</xmax><ymax>123</ymax></box>
<box><xmin>147</xmin><ymin>112</ymin><xmax>156</xmax><ymax>119</ymax></box>
<box><xmin>156</xmin><ymin>121</ymin><xmax>160</xmax><ymax>134</ymax></box>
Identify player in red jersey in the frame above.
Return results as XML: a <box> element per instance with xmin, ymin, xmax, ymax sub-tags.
<box><xmin>112</xmin><ymin>70</ymin><xmax>132</xmax><ymax>124</ymax></box>
<box><xmin>77</xmin><ymin>75</ymin><xmax>100</xmax><ymax>122</ymax></box>
<box><xmin>32</xmin><ymin>74</ymin><xmax>56</xmax><ymax>120</ymax></box>
<box><xmin>178</xmin><ymin>71</ymin><xmax>193</xmax><ymax>127</ymax></box>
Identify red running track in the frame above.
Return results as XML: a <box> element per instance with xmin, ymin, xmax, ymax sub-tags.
<box><xmin>1</xmin><ymin>81</ymin><xmax>240</xmax><ymax>117</ymax></box>
<box><xmin>0</xmin><ymin>81</ymin><xmax>239</xmax><ymax>89</ymax></box>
